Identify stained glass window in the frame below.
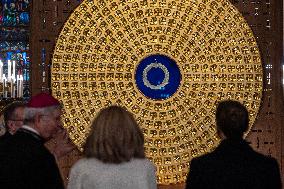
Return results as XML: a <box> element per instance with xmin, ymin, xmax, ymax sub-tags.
<box><xmin>0</xmin><ymin>0</ymin><xmax>30</xmax><ymax>99</ymax></box>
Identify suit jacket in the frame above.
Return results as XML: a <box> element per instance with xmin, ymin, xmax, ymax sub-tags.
<box><xmin>0</xmin><ymin>128</ymin><xmax>64</xmax><ymax>189</ymax></box>
<box><xmin>186</xmin><ymin>139</ymin><xmax>282</xmax><ymax>189</ymax></box>
<box><xmin>0</xmin><ymin>131</ymin><xmax>12</xmax><ymax>142</ymax></box>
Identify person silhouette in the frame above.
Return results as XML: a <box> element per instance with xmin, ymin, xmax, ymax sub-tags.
<box><xmin>0</xmin><ymin>93</ymin><xmax>67</xmax><ymax>189</ymax></box>
<box><xmin>186</xmin><ymin>100</ymin><xmax>281</xmax><ymax>189</ymax></box>
<box><xmin>67</xmin><ymin>105</ymin><xmax>157</xmax><ymax>189</ymax></box>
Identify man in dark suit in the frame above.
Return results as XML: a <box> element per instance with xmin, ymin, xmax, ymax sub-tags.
<box><xmin>1</xmin><ymin>101</ymin><xmax>26</xmax><ymax>136</ymax></box>
<box><xmin>0</xmin><ymin>93</ymin><xmax>65</xmax><ymax>189</ymax></box>
<box><xmin>0</xmin><ymin>101</ymin><xmax>25</xmax><ymax>143</ymax></box>
<box><xmin>0</xmin><ymin>100</ymin><xmax>75</xmax><ymax>159</ymax></box>
<box><xmin>186</xmin><ymin>100</ymin><xmax>282</xmax><ymax>189</ymax></box>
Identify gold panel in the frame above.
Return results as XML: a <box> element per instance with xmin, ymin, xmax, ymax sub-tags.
<box><xmin>52</xmin><ymin>0</ymin><xmax>263</xmax><ymax>184</ymax></box>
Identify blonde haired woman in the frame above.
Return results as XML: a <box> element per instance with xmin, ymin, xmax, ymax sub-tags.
<box><xmin>67</xmin><ymin>105</ymin><xmax>157</xmax><ymax>189</ymax></box>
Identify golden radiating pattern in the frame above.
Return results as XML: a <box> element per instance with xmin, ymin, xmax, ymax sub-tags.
<box><xmin>51</xmin><ymin>0</ymin><xmax>263</xmax><ymax>184</ymax></box>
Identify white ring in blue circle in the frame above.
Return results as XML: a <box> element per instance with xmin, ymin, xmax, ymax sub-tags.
<box><xmin>135</xmin><ymin>54</ymin><xmax>181</xmax><ymax>100</ymax></box>
<box><xmin>143</xmin><ymin>63</ymin><xmax>170</xmax><ymax>90</ymax></box>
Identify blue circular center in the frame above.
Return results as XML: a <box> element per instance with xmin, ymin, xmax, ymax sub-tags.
<box><xmin>147</xmin><ymin>68</ymin><xmax>165</xmax><ymax>86</ymax></box>
<box><xmin>135</xmin><ymin>54</ymin><xmax>181</xmax><ymax>100</ymax></box>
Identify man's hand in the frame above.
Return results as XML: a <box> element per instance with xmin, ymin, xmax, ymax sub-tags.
<box><xmin>52</xmin><ymin>129</ymin><xmax>76</xmax><ymax>159</ymax></box>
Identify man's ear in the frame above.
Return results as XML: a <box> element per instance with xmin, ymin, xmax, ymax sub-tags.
<box><xmin>34</xmin><ymin>113</ymin><xmax>41</xmax><ymax>126</ymax></box>
<box><xmin>217</xmin><ymin>129</ymin><xmax>226</xmax><ymax>139</ymax></box>
<box><xmin>7</xmin><ymin>120</ymin><xmax>14</xmax><ymax>132</ymax></box>
<box><xmin>7</xmin><ymin>120</ymin><xmax>12</xmax><ymax>127</ymax></box>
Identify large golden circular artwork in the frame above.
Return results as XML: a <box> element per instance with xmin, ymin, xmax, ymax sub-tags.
<box><xmin>51</xmin><ymin>0</ymin><xmax>263</xmax><ymax>184</ymax></box>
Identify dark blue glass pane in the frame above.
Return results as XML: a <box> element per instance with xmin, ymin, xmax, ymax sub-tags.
<box><xmin>0</xmin><ymin>41</ymin><xmax>28</xmax><ymax>51</ymax></box>
<box><xmin>1</xmin><ymin>0</ymin><xmax>30</xmax><ymax>26</ymax></box>
<box><xmin>19</xmin><ymin>12</ymin><xmax>29</xmax><ymax>24</ymax></box>
<box><xmin>0</xmin><ymin>28</ymin><xmax>29</xmax><ymax>40</ymax></box>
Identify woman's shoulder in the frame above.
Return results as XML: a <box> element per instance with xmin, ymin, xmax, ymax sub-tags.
<box><xmin>130</xmin><ymin>158</ymin><xmax>156</xmax><ymax>169</ymax></box>
<box><xmin>72</xmin><ymin>157</ymin><xmax>155</xmax><ymax>171</ymax></box>
<box><xmin>132</xmin><ymin>158</ymin><xmax>152</xmax><ymax>163</ymax></box>
<box><xmin>71</xmin><ymin>158</ymin><xmax>101</xmax><ymax>170</ymax></box>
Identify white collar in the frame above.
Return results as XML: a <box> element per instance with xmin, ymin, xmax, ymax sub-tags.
<box><xmin>21</xmin><ymin>125</ymin><xmax>40</xmax><ymax>135</ymax></box>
